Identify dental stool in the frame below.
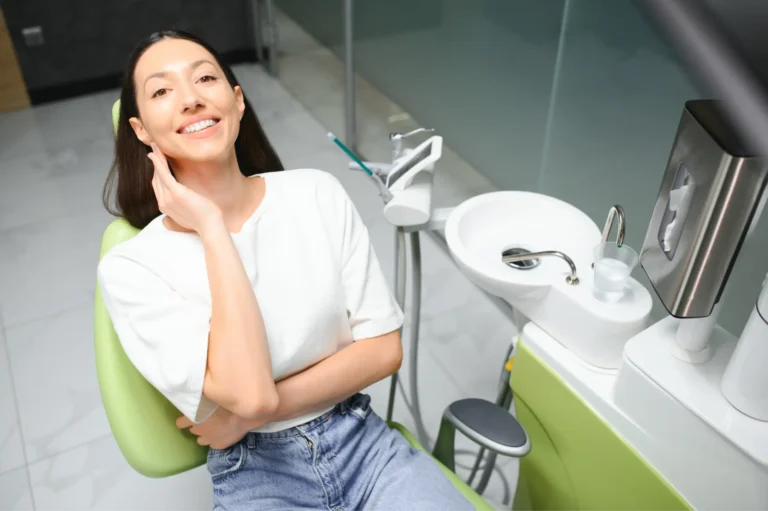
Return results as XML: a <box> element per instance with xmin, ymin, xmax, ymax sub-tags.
<box><xmin>94</xmin><ymin>101</ymin><xmax>530</xmax><ymax>510</ymax></box>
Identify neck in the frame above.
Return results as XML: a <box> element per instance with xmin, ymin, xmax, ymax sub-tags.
<box><xmin>169</xmin><ymin>151</ymin><xmax>255</xmax><ymax>227</ymax></box>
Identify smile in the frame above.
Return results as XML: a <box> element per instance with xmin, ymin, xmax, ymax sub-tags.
<box><xmin>179</xmin><ymin>118</ymin><xmax>220</xmax><ymax>134</ymax></box>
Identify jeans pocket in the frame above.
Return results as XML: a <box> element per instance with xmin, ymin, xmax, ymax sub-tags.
<box><xmin>206</xmin><ymin>443</ymin><xmax>246</xmax><ymax>480</ymax></box>
<box><xmin>346</xmin><ymin>393</ymin><xmax>373</xmax><ymax>422</ymax></box>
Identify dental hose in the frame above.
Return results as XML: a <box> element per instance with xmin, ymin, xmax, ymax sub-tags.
<box><xmin>385</xmin><ymin>228</ymin><xmax>408</xmax><ymax>424</ymax></box>
<box><xmin>387</xmin><ymin>227</ymin><xmax>513</xmax><ymax>504</ymax></box>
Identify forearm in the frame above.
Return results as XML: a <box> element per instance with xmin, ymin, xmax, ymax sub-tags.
<box><xmin>200</xmin><ymin>221</ymin><xmax>277</xmax><ymax>417</ymax></box>
<box><xmin>247</xmin><ymin>331</ymin><xmax>402</xmax><ymax>427</ymax></box>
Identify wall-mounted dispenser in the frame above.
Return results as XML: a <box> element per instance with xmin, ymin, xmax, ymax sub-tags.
<box><xmin>640</xmin><ymin>99</ymin><xmax>768</xmax><ymax>362</ymax></box>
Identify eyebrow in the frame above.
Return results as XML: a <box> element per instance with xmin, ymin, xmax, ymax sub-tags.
<box><xmin>143</xmin><ymin>59</ymin><xmax>217</xmax><ymax>88</ymax></box>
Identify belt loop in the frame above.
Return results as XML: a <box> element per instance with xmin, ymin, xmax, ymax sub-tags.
<box><xmin>246</xmin><ymin>433</ymin><xmax>257</xmax><ymax>449</ymax></box>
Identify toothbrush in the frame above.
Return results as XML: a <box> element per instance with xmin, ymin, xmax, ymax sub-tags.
<box><xmin>327</xmin><ymin>133</ymin><xmax>393</xmax><ymax>202</ymax></box>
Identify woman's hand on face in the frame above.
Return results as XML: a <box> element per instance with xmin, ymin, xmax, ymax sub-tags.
<box><xmin>177</xmin><ymin>407</ymin><xmax>265</xmax><ymax>450</ymax></box>
<box><xmin>148</xmin><ymin>143</ymin><xmax>224</xmax><ymax>235</ymax></box>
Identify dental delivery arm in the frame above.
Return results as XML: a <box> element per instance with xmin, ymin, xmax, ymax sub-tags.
<box><xmin>244</xmin><ymin>330</ymin><xmax>402</xmax><ymax>428</ymax></box>
<box><xmin>200</xmin><ymin>220</ymin><xmax>279</xmax><ymax>420</ymax></box>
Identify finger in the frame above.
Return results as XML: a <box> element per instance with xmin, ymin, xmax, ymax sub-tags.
<box><xmin>151</xmin><ymin>168</ymin><xmax>159</xmax><ymax>194</ymax></box>
<box><xmin>150</xmin><ymin>142</ymin><xmax>169</xmax><ymax>167</ymax></box>
<box><xmin>148</xmin><ymin>148</ymin><xmax>175</xmax><ymax>189</ymax></box>
<box><xmin>150</xmin><ymin>166</ymin><xmax>166</xmax><ymax>207</ymax></box>
<box><xmin>196</xmin><ymin>436</ymin><xmax>210</xmax><ymax>446</ymax></box>
<box><xmin>147</xmin><ymin>152</ymin><xmax>167</xmax><ymax>178</ymax></box>
<box><xmin>150</xmin><ymin>143</ymin><xmax>172</xmax><ymax>178</ymax></box>
<box><xmin>152</xmin><ymin>168</ymin><xmax>165</xmax><ymax>196</ymax></box>
<box><xmin>176</xmin><ymin>415</ymin><xmax>192</xmax><ymax>429</ymax></box>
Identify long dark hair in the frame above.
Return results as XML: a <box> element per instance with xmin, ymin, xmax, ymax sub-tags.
<box><xmin>103</xmin><ymin>30</ymin><xmax>284</xmax><ymax>229</ymax></box>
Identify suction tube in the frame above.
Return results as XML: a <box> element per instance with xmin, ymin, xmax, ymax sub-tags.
<box><xmin>407</xmin><ymin>231</ymin><xmax>430</xmax><ymax>447</ymax></box>
<box><xmin>387</xmin><ymin>228</ymin><xmax>429</xmax><ymax>446</ymax></box>
<box><xmin>387</xmin><ymin>228</ymin><xmax>407</xmax><ymax>423</ymax></box>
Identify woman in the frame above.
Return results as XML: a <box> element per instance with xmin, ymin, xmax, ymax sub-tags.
<box><xmin>98</xmin><ymin>30</ymin><xmax>474</xmax><ymax>511</ymax></box>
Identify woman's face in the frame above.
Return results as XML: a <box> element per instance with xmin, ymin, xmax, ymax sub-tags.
<box><xmin>129</xmin><ymin>38</ymin><xmax>245</xmax><ymax>163</ymax></box>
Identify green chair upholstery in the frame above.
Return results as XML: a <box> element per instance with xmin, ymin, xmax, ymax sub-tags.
<box><xmin>96</xmin><ymin>100</ymin><xmax>493</xmax><ymax>508</ymax></box>
<box><xmin>392</xmin><ymin>423</ymin><xmax>494</xmax><ymax>510</ymax></box>
<box><xmin>112</xmin><ymin>99</ymin><xmax>120</xmax><ymax>134</ymax></box>
<box><xmin>94</xmin><ymin>218</ymin><xmax>209</xmax><ymax>477</ymax></box>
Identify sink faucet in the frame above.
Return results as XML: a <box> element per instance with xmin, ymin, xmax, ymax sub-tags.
<box><xmin>502</xmin><ymin>250</ymin><xmax>580</xmax><ymax>285</ymax></box>
<box><xmin>602</xmin><ymin>205</ymin><xmax>626</xmax><ymax>247</ymax></box>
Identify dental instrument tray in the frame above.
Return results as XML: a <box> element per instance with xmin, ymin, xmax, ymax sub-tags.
<box><xmin>385</xmin><ymin>136</ymin><xmax>443</xmax><ymax>190</ymax></box>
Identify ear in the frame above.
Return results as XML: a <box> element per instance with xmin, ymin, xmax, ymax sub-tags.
<box><xmin>234</xmin><ymin>85</ymin><xmax>245</xmax><ymax>120</ymax></box>
<box><xmin>129</xmin><ymin>117</ymin><xmax>153</xmax><ymax>145</ymax></box>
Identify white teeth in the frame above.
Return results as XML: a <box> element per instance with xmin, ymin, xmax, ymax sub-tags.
<box><xmin>182</xmin><ymin>119</ymin><xmax>217</xmax><ymax>134</ymax></box>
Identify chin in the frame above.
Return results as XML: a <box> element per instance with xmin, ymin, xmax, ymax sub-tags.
<box><xmin>171</xmin><ymin>138</ymin><xmax>235</xmax><ymax>163</ymax></box>
<box><xmin>186</xmin><ymin>146</ymin><xmax>232</xmax><ymax>162</ymax></box>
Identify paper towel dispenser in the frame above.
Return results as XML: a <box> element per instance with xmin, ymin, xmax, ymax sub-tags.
<box><xmin>640</xmin><ymin>99</ymin><xmax>768</xmax><ymax>318</ymax></box>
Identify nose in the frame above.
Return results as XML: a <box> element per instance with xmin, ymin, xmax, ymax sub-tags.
<box><xmin>179</xmin><ymin>82</ymin><xmax>204</xmax><ymax>112</ymax></box>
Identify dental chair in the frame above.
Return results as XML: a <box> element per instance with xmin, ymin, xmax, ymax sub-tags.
<box><xmin>94</xmin><ymin>100</ymin><xmax>530</xmax><ymax>510</ymax></box>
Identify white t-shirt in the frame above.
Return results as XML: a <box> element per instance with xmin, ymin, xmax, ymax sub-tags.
<box><xmin>97</xmin><ymin>169</ymin><xmax>403</xmax><ymax>432</ymax></box>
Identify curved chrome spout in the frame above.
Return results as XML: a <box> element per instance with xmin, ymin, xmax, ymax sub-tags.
<box><xmin>389</xmin><ymin>128</ymin><xmax>435</xmax><ymax>160</ymax></box>
<box><xmin>602</xmin><ymin>205</ymin><xmax>626</xmax><ymax>247</ymax></box>
<box><xmin>502</xmin><ymin>250</ymin><xmax>580</xmax><ymax>285</ymax></box>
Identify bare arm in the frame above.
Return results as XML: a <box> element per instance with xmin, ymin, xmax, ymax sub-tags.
<box><xmin>178</xmin><ymin>330</ymin><xmax>402</xmax><ymax>447</ymax></box>
<box><xmin>199</xmin><ymin>221</ymin><xmax>278</xmax><ymax>419</ymax></box>
<box><xmin>251</xmin><ymin>330</ymin><xmax>402</xmax><ymax>426</ymax></box>
<box><xmin>149</xmin><ymin>144</ymin><xmax>277</xmax><ymax>420</ymax></box>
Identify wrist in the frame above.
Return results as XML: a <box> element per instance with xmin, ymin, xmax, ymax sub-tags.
<box><xmin>198</xmin><ymin>214</ymin><xmax>227</xmax><ymax>239</ymax></box>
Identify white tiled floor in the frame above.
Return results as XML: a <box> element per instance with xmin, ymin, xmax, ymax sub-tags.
<box><xmin>0</xmin><ymin>58</ymin><xmax>516</xmax><ymax>509</ymax></box>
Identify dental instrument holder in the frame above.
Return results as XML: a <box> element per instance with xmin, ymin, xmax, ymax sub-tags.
<box><xmin>347</xmin><ymin>130</ymin><xmax>519</xmax><ymax>499</ymax></box>
<box><xmin>640</xmin><ymin>99</ymin><xmax>768</xmax><ymax>363</ymax></box>
<box><xmin>348</xmin><ymin>128</ymin><xmax>441</xmax><ymax>443</ymax></box>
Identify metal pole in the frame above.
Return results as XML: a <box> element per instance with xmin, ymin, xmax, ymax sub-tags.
<box><xmin>264</xmin><ymin>0</ymin><xmax>278</xmax><ymax>76</ymax></box>
<box><xmin>343</xmin><ymin>0</ymin><xmax>357</xmax><ymax>150</ymax></box>
<box><xmin>251</xmin><ymin>0</ymin><xmax>264</xmax><ymax>64</ymax></box>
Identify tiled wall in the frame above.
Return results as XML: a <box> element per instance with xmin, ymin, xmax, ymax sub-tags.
<box><xmin>3</xmin><ymin>0</ymin><xmax>254</xmax><ymax>93</ymax></box>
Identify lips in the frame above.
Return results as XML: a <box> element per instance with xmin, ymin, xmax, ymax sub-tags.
<box><xmin>177</xmin><ymin>117</ymin><xmax>221</xmax><ymax>134</ymax></box>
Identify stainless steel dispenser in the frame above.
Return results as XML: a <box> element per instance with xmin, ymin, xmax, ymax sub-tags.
<box><xmin>641</xmin><ymin>99</ymin><xmax>768</xmax><ymax>319</ymax></box>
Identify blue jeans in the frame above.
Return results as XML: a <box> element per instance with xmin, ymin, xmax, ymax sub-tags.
<box><xmin>206</xmin><ymin>393</ymin><xmax>475</xmax><ymax>510</ymax></box>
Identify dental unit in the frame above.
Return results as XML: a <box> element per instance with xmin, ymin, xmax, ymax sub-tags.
<box><xmin>461</xmin><ymin>99</ymin><xmax>768</xmax><ymax>509</ymax></box>
<box><xmin>332</xmin><ymin>97</ymin><xmax>768</xmax><ymax>509</ymax></box>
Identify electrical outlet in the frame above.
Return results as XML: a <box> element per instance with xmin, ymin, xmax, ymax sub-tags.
<box><xmin>22</xmin><ymin>26</ymin><xmax>44</xmax><ymax>47</ymax></box>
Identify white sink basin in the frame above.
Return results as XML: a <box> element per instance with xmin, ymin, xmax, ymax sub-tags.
<box><xmin>445</xmin><ymin>191</ymin><xmax>600</xmax><ymax>302</ymax></box>
<box><xmin>445</xmin><ymin>191</ymin><xmax>653</xmax><ymax>369</ymax></box>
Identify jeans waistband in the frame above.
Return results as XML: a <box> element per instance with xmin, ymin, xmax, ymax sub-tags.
<box><xmin>242</xmin><ymin>393</ymin><xmax>369</xmax><ymax>442</ymax></box>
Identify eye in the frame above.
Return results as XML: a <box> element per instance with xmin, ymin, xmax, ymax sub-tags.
<box><xmin>199</xmin><ymin>75</ymin><xmax>217</xmax><ymax>83</ymax></box>
<box><xmin>152</xmin><ymin>88</ymin><xmax>168</xmax><ymax>98</ymax></box>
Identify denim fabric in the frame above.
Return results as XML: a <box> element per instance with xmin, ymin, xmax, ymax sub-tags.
<box><xmin>206</xmin><ymin>393</ymin><xmax>475</xmax><ymax>510</ymax></box>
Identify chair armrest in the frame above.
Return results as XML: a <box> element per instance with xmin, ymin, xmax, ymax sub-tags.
<box><xmin>432</xmin><ymin>398</ymin><xmax>530</xmax><ymax>471</ymax></box>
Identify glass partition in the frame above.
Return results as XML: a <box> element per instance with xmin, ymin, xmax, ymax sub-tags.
<box><xmin>275</xmin><ymin>0</ymin><xmax>565</xmax><ymax>209</ymax></box>
<box><xmin>274</xmin><ymin>0</ymin><xmax>767</xmax><ymax>334</ymax></box>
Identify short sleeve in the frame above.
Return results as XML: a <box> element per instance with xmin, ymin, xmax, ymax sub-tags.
<box><xmin>327</xmin><ymin>175</ymin><xmax>404</xmax><ymax>340</ymax></box>
<box><xmin>97</xmin><ymin>253</ymin><xmax>218</xmax><ymax>423</ymax></box>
